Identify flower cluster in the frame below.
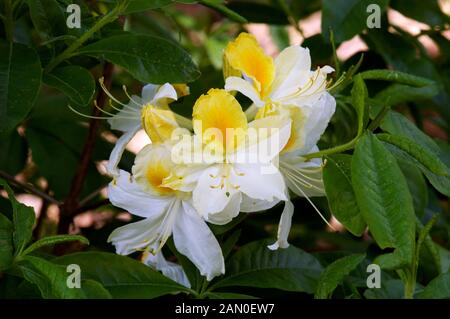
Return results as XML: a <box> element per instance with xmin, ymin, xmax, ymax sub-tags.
<box><xmin>103</xmin><ymin>33</ymin><xmax>336</xmax><ymax>286</ymax></box>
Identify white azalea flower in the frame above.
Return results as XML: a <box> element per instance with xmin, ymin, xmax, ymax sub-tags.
<box><xmin>142</xmin><ymin>251</ymin><xmax>191</xmax><ymax>288</ymax></box>
<box><xmin>104</xmin><ymin>82</ymin><xmax>189</xmax><ymax>177</ymax></box>
<box><xmin>107</xmin><ymin>142</ymin><xmax>224</xmax><ymax>281</ymax></box>
<box><xmin>223</xmin><ymin>32</ymin><xmax>334</xmax><ymax>109</ymax></box>
<box><xmin>166</xmin><ymin>89</ymin><xmax>291</xmax><ymax>225</ymax></box>
<box><xmin>223</xmin><ymin>32</ymin><xmax>337</xmax><ymax>250</ymax></box>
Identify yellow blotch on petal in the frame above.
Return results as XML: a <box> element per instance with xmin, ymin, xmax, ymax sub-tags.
<box><xmin>141</xmin><ymin>104</ymin><xmax>179</xmax><ymax>143</ymax></box>
<box><xmin>133</xmin><ymin>144</ymin><xmax>176</xmax><ymax>196</ymax></box>
<box><xmin>224</xmin><ymin>33</ymin><xmax>275</xmax><ymax>99</ymax></box>
<box><xmin>192</xmin><ymin>89</ymin><xmax>247</xmax><ymax>152</ymax></box>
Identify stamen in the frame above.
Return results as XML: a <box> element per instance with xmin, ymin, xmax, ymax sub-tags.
<box><xmin>122</xmin><ymin>85</ymin><xmax>145</xmax><ymax>108</ymax></box>
<box><xmin>99</xmin><ymin>77</ymin><xmax>135</xmax><ymax>110</ymax></box>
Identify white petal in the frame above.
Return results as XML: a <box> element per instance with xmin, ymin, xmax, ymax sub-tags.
<box><xmin>234</xmin><ymin>163</ymin><xmax>287</xmax><ymax>202</ymax></box>
<box><xmin>108</xmin><ymin>217</ymin><xmax>164</xmax><ymax>255</ymax></box>
<box><xmin>107</xmin><ymin>170</ymin><xmax>171</xmax><ymax>218</ymax></box>
<box><xmin>143</xmin><ymin>251</ymin><xmax>191</xmax><ymax>288</ymax></box>
<box><xmin>107</xmin><ymin>107</ymin><xmax>141</xmax><ymax>132</ymax></box>
<box><xmin>287</xmin><ymin>67</ymin><xmax>334</xmax><ymax>107</ymax></box>
<box><xmin>268</xmin><ymin>200</ymin><xmax>294</xmax><ymax>250</ymax></box>
<box><xmin>172</xmin><ymin>201</ymin><xmax>225</xmax><ymax>281</ymax></box>
<box><xmin>106</xmin><ymin>124</ymin><xmax>141</xmax><ymax>177</ymax></box>
<box><xmin>141</xmin><ymin>84</ymin><xmax>160</xmax><ymax>103</ymax></box>
<box><xmin>152</xmin><ymin>83</ymin><xmax>178</xmax><ymax>105</ymax></box>
<box><xmin>230</xmin><ymin>115</ymin><xmax>291</xmax><ymax>164</ymax></box>
<box><xmin>192</xmin><ymin>165</ymin><xmax>239</xmax><ymax>220</ymax></box>
<box><xmin>271</xmin><ymin>46</ymin><xmax>312</xmax><ymax>100</ymax></box>
<box><xmin>299</xmin><ymin>92</ymin><xmax>336</xmax><ymax>154</ymax></box>
<box><xmin>206</xmin><ymin>192</ymin><xmax>242</xmax><ymax>225</ymax></box>
<box><xmin>225</xmin><ymin>76</ymin><xmax>265</xmax><ymax>107</ymax></box>
<box><xmin>240</xmin><ymin>194</ymin><xmax>279</xmax><ymax>213</ymax></box>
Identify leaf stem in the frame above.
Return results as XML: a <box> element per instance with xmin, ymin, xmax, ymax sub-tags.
<box><xmin>44</xmin><ymin>1</ymin><xmax>129</xmax><ymax>73</ymax></box>
<box><xmin>303</xmin><ymin>136</ymin><xmax>360</xmax><ymax>160</ymax></box>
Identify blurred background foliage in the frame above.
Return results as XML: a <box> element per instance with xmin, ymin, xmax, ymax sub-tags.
<box><xmin>0</xmin><ymin>0</ymin><xmax>449</xmax><ymax>299</ymax></box>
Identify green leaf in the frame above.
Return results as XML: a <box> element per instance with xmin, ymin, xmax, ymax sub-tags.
<box><xmin>19</xmin><ymin>256</ymin><xmax>85</xmax><ymax>298</ymax></box>
<box><xmin>321</xmin><ymin>0</ymin><xmax>389</xmax><ymax>43</ymax></box>
<box><xmin>19</xmin><ymin>255</ymin><xmax>109</xmax><ymax>299</ymax></box>
<box><xmin>222</xmin><ymin>229</ymin><xmax>241</xmax><ymax>260</ymax></box>
<box><xmin>123</xmin><ymin>0</ymin><xmax>173</xmax><ymax>14</ymax></box>
<box><xmin>205</xmin><ymin>292</ymin><xmax>258</xmax><ymax>299</ymax></box>
<box><xmin>54</xmin><ymin>252</ymin><xmax>190</xmax><ymax>298</ymax></box>
<box><xmin>43</xmin><ymin>66</ymin><xmax>96</xmax><ymax>106</ymax></box>
<box><xmin>0</xmin><ymin>41</ymin><xmax>42</xmax><ymax>135</ymax></box>
<box><xmin>200</xmin><ymin>0</ymin><xmax>248</xmax><ymax>23</ymax></box>
<box><xmin>351</xmin><ymin>133</ymin><xmax>415</xmax><ymax>269</ymax></box>
<box><xmin>391</xmin><ymin>0</ymin><xmax>450</xmax><ymax>26</ymax></box>
<box><xmin>351</xmin><ymin>74</ymin><xmax>369</xmax><ymax>136</ymax></box>
<box><xmin>0</xmin><ymin>179</ymin><xmax>36</xmax><ymax>255</ymax></box>
<box><xmin>26</xmin><ymin>0</ymin><xmax>67</xmax><ymax>40</ymax></box>
<box><xmin>78</xmin><ymin>279</ymin><xmax>113</xmax><ymax>299</ymax></box>
<box><xmin>0</xmin><ymin>130</ymin><xmax>28</xmax><ymax>175</ymax></box>
<box><xmin>77</xmin><ymin>34</ymin><xmax>200</xmax><ymax>84</ymax></box>
<box><xmin>372</xmin><ymin>83</ymin><xmax>438</xmax><ymax>115</ymax></box>
<box><xmin>377</xmin><ymin>133</ymin><xmax>449</xmax><ymax>178</ymax></box>
<box><xmin>364</xmin><ymin>279</ymin><xmax>405</xmax><ymax>299</ymax></box>
<box><xmin>314</xmin><ymin>254</ymin><xmax>366</xmax><ymax>299</ymax></box>
<box><xmin>0</xmin><ymin>213</ymin><xmax>13</xmax><ymax>271</ymax></box>
<box><xmin>380</xmin><ymin>111</ymin><xmax>441</xmax><ymax>155</ymax></box>
<box><xmin>359</xmin><ymin>69</ymin><xmax>435</xmax><ymax>87</ymax></box>
<box><xmin>417</xmin><ymin>272</ymin><xmax>450</xmax><ymax>299</ymax></box>
<box><xmin>398</xmin><ymin>160</ymin><xmax>428</xmax><ymax>217</ymax></box>
<box><xmin>21</xmin><ymin>235</ymin><xmax>89</xmax><ymax>256</ymax></box>
<box><xmin>323</xmin><ymin>154</ymin><xmax>366</xmax><ymax>236</ymax></box>
<box><xmin>383</xmin><ymin>142</ymin><xmax>450</xmax><ymax>197</ymax></box>
<box><xmin>211</xmin><ymin>239</ymin><xmax>323</xmax><ymax>293</ymax></box>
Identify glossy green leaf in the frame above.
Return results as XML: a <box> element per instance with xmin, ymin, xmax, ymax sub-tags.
<box><xmin>205</xmin><ymin>292</ymin><xmax>258</xmax><ymax>299</ymax></box>
<box><xmin>0</xmin><ymin>213</ymin><xmax>13</xmax><ymax>271</ymax></box>
<box><xmin>377</xmin><ymin>133</ymin><xmax>449</xmax><ymax>178</ymax></box>
<box><xmin>398</xmin><ymin>160</ymin><xmax>428</xmax><ymax>217</ymax></box>
<box><xmin>314</xmin><ymin>254</ymin><xmax>366</xmax><ymax>299</ymax></box>
<box><xmin>417</xmin><ymin>272</ymin><xmax>450</xmax><ymax>299</ymax></box>
<box><xmin>19</xmin><ymin>255</ymin><xmax>109</xmax><ymax>299</ymax></box>
<box><xmin>351</xmin><ymin>133</ymin><xmax>415</xmax><ymax>269</ymax></box>
<box><xmin>54</xmin><ymin>252</ymin><xmax>190</xmax><ymax>298</ymax></box>
<box><xmin>322</xmin><ymin>0</ymin><xmax>389</xmax><ymax>43</ymax></box>
<box><xmin>380</xmin><ymin>111</ymin><xmax>441</xmax><ymax>155</ymax></box>
<box><xmin>351</xmin><ymin>74</ymin><xmax>368</xmax><ymax>135</ymax></box>
<box><xmin>22</xmin><ymin>235</ymin><xmax>89</xmax><ymax>256</ymax></box>
<box><xmin>26</xmin><ymin>0</ymin><xmax>67</xmax><ymax>39</ymax></box>
<box><xmin>359</xmin><ymin>69</ymin><xmax>435</xmax><ymax>87</ymax></box>
<box><xmin>43</xmin><ymin>66</ymin><xmax>96</xmax><ymax>106</ymax></box>
<box><xmin>323</xmin><ymin>154</ymin><xmax>366</xmax><ymax>236</ymax></box>
<box><xmin>211</xmin><ymin>240</ymin><xmax>323</xmax><ymax>293</ymax></box>
<box><xmin>77</xmin><ymin>34</ymin><xmax>200</xmax><ymax>84</ymax></box>
<box><xmin>0</xmin><ymin>130</ymin><xmax>28</xmax><ymax>175</ymax></box>
<box><xmin>19</xmin><ymin>256</ymin><xmax>85</xmax><ymax>298</ymax></box>
<box><xmin>364</xmin><ymin>279</ymin><xmax>404</xmax><ymax>299</ymax></box>
<box><xmin>0</xmin><ymin>41</ymin><xmax>42</xmax><ymax>135</ymax></box>
<box><xmin>0</xmin><ymin>179</ymin><xmax>36</xmax><ymax>256</ymax></box>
